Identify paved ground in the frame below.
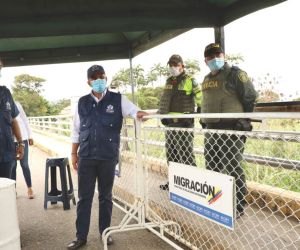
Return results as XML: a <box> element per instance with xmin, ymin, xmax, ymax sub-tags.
<box><xmin>15</xmin><ymin>145</ymin><xmax>175</xmax><ymax>250</ymax></box>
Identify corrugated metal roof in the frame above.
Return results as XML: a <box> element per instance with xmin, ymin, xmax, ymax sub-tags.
<box><xmin>0</xmin><ymin>0</ymin><xmax>286</xmax><ymax>66</ymax></box>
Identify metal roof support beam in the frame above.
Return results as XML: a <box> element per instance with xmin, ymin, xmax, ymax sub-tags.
<box><xmin>214</xmin><ymin>26</ymin><xmax>225</xmax><ymax>53</ymax></box>
<box><xmin>128</xmin><ymin>48</ymin><xmax>136</xmax><ymax>105</ymax></box>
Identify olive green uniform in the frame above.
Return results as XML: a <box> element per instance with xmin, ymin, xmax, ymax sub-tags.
<box><xmin>159</xmin><ymin>72</ymin><xmax>201</xmax><ymax>166</ymax></box>
<box><xmin>201</xmin><ymin>63</ymin><xmax>257</xmax><ymax>215</ymax></box>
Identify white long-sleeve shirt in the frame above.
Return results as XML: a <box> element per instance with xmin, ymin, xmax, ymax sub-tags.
<box><xmin>71</xmin><ymin>91</ymin><xmax>139</xmax><ymax>143</ymax></box>
<box><xmin>14</xmin><ymin>101</ymin><xmax>32</xmax><ymax>141</ymax></box>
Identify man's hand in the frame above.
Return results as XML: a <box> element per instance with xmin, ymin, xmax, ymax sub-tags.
<box><xmin>136</xmin><ymin>111</ymin><xmax>149</xmax><ymax>121</ymax></box>
<box><xmin>28</xmin><ymin>138</ymin><xmax>34</xmax><ymax>146</ymax></box>
<box><xmin>71</xmin><ymin>154</ymin><xmax>79</xmax><ymax>171</ymax></box>
<box><xmin>16</xmin><ymin>146</ymin><xmax>24</xmax><ymax>160</ymax></box>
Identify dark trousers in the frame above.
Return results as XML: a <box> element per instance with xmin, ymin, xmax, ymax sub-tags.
<box><xmin>76</xmin><ymin>158</ymin><xmax>116</xmax><ymax>240</ymax></box>
<box><xmin>11</xmin><ymin>140</ymin><xmax>32</xmax><ymax>187</ymax></box>
<box><xmin>0</xmin><ymin>161</ymin><xmax>13</xmax><ymax>178</ymax></box>
<box><xmin>204</xmin><ymin>133</ymin><xmax>247</xmax><ymax>213</ymax></box>
<box><xmin>165</xmin><ymin>130</ymin><xmax>196</xmax><ymax>166</ymax></box>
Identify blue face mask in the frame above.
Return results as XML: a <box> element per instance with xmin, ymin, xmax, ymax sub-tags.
<box><xmin>207</xmin><ymin>58</ymin><xmax>225</xmax><ymax>72</ymax></box>
<box><xmin>91</xmin><ymin>79</ymin><xmax>106</xmax><ymax>93</ymax></box>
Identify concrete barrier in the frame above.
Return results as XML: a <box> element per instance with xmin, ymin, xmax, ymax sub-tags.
<box><xmin>0</xmin><ymin>178</ymin><xmax>21</xmax><ymax>250</ymax></box>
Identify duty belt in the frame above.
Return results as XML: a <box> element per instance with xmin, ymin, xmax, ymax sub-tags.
<box><xmin>205</xmin><ymin>120</ymin><xmax>237</xmax><ymax>130</ymax></box>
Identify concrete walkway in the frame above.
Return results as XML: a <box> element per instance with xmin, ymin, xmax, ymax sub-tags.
<box><xmin>15</xmin><ymin>133</ymin><xmax>175</xmax><ymax>250</ymax></box>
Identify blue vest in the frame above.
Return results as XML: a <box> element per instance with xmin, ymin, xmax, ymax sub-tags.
<box><xmin>78</xmin><ymin>91</ymin><xmax>123</xmax><ymax>161</ymax></box>
<box><xmin>0</xmin><ymin>86</ymin><xmax>17</xmax><ymax>162</ymax></box>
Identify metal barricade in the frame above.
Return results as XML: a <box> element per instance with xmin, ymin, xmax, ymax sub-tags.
<box><xmin>28</xmin><ymin>113</ymin><xmax>300</xmax><ymax>249</ymax></box>
<box><xmin>111</xmin><ymin>113</ymin><xmax>300</xmax><ymax>250</ymax></box>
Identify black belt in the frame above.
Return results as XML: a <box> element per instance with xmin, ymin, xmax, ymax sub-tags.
<box><xmin>205</xmin><ymin>121</ymin><xmax>236</xmax><ymax>130</ymax></box>
<box><xmin>168</xmin><ymin>118</ymin><xmax>194</xmax><ymax>128</ymax></box>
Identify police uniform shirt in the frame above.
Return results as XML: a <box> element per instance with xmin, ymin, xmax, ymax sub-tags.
<box><xmin>71</xmin><ymin>90</ymin><xmax>140</xmax><ymax>143</ymax></box>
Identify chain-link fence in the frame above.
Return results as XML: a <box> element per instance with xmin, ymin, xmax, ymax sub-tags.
<box><xmin>113</xmin><ymin>113</ymin><xmax>300</xmax><ymax>250</ymax></box>
<box><xmin>28</xmin><ymin>113</ymin><xmax>300</xmax><ymax>249</ymax></box>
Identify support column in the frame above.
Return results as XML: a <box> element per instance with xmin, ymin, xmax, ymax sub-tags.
<box><xmin>214</xmin><ymin>26</ymin><xmax>225</xmax><ymax>52</ymax></box>
<box><xmin>128</xmin><ymin>49</ymin><xmax>136</xmax><ymax>104</ymax></box>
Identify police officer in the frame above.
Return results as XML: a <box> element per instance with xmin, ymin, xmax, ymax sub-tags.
<box><xmin>68</xmin><ymin>65</ymin><xmax>148</xmax><ymax>250</ymax></box>
<box><xmin>0</xmin><ymin>57</ymin><xmax>24</xmax><ymax>178</ymax></box>
<box><xmin>158</xmin><ymin>54</ymin><xmax>202</xmax><ymax>191</ymax></box>
<box><xmin>200</xmin><ymin>43</ymin><xmax>257</xmax><ymax>218</ymax></box>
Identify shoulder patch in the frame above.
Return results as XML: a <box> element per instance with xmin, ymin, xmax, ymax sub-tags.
<box><xmin>237</xmin><ymin>71</ymin><xmax>249</xmax><ymax>83</ymax></box>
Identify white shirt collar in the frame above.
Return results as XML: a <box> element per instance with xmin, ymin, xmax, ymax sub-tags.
<box><xmin>90</xmin><ymin>89</ymin><xmax>107</xmax><ymax>103</ymax></box>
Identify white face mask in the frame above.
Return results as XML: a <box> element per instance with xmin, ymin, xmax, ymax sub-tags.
<box><xmin>169</xmin><ymin>66</ymin><xmax>181</xmax><ymax>77</ymax></box>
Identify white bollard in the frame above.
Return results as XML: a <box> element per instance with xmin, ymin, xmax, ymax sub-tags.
<box><xmin>0</xmin><ymin>178</ymin><xmax>21</xmax><ymax>250</ymax></box>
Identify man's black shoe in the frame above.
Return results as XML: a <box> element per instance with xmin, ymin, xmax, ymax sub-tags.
<box><xmin>67</xmin><ymin>239</ymin><xmax>87</xmax><ymax>250</ymax></box>
<box><xmin>159</xmin><ymin>182</ymin><xmax>169</xmax><ymax>191</ymax></box>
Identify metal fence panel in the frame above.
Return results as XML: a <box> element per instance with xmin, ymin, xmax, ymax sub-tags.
<box><xmin>29</xmin><ymin>113</ymin><xmax>300</xmax><ymax>249</ymax></box>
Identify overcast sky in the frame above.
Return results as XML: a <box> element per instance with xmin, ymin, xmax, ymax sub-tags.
<box><xmin>1</xmin><ymin>0</ymin><xmax>299</xmax><ymax>102</ymax></box>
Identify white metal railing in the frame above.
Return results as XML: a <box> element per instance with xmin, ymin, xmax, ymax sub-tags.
<box><xmin>29</xmin><ymin>113</ymin><xmax>300</xmax><ymax>250</ymax></box>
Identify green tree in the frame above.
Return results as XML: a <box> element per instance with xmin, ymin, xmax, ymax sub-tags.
<box><xmin>48</xmin><ymin>99</ymin><xmax>71</xmax><ymax>115</ymax></box>
<box><xmin>112</xmin><ymin>65</ymin><xmax>147</xmax><ymax>91</ymax></box>
<box><xmin>293</xmin><ymin>97</ymin><xmax>300</xmax><ymax>101</ymax></box>
<box><xmin>184</xmin><ymin>59</ymin><xmax>201</xmax><ymax>76</ymax></box>
<box><xmin>257</xmin><ymin>89</ymin><xmax>280</xmax><ymax>102</ymax></box>
<box><xmin>125</xmin><ymin>86</ymin><xmax>163</xmax><ymax>109</ymax></box>
<box><xmin>111</xmin><ymin>68</ymin><xmax>129</xmax><ymax>89</ymax></box>
<box><xmin>149</xmin><ymin>63</ymin><xmax>169</xmax><ymax>85</ymax></box>
<box><xmin>12</xmin><ymin>74</ymin><xmax>50</xmax><ymax>116</ymax></box>
<box><xmin>225</xmin><ymin>53</ymin><xmax>244</xmax><ymax>65</ymax></box>
<box><xmin>253</xmin><ymin>73</ymin><xmax>282</xmax><ymax>102</ymax></box>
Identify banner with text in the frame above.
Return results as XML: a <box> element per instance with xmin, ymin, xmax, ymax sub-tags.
<box><xmin>169</xmin><ymin>162</ymin><xmax>235</xmax><ymax>230</ymax></box>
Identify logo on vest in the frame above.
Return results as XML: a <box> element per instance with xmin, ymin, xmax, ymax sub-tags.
<box><xmin>5</xmin><ymin>101</ymin><xmax>11</xmax><ymax>111</ymax></box>
<box><xmin>202</xmin><ymin>80</ymin><xmax>219</xmax><ymax>90</ymax></box>
<box><xmin>106</xmin><ymin>105</ymin><xmax>114</xmax><ymax>113</ymax></box>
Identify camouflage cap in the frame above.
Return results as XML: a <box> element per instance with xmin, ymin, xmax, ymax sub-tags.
<box><xmin>204</xmin><ymin>43</ymin><xmax>224</xmax><ymax>57</ymax></box>
<box><xmin>167</xmin><ymin>54</ymin><xmax>183</xmax><ymax>65</ymax></box>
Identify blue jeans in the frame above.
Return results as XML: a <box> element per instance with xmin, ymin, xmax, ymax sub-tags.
<box><xmin>11</xmin><ymin>140</ymin><xmax>32</xmax><ymax>188</ymax></box>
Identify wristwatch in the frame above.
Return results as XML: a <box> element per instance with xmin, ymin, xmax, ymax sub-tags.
<box><xmin>17</xmin><ymin>141</ymin><xmax>25</xmax><ymax>148</ymax></box>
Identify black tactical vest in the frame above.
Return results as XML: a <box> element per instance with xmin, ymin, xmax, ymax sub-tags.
<box><xmin>159</xmin><ymin>73</ymin><xmax>195</xmax><ymax>114</ymax></box>
<box><xmin>201</xmin><ymin>64</ymin><xmax>243</xmax><ymax>124</ymax></box>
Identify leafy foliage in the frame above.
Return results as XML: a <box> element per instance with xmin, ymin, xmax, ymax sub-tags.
<box><xmin>253</xmin><ymin>73</ymin><xmax>281</xmax><ymax>102</ymax></box>
<box><xmin>184</xmin><ymin>59</ymin><xmax>201</xmax><ymax>76</ymax></box>
<box><xmin>126</xmin><ymin>86</ymin><xmax>164</xmax><ymax>109</ymax></box>
<box><xmin>225</xmin><ymin>53</ymin><xmax>244</xmax><ymax>65</ymax></box>
<box><xmin>111</xmin><ymin>64</ymin><xmax>147</xmax><ymax>91</ymax></box>
<box><xmin>12</xmin><ymin>74</ymin><xmax>70</xmax><ymax>116</ymax></box>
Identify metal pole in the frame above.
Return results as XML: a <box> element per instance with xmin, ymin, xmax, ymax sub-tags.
<box><xmin>214</xmin><ymin>26</ymin><xmax>225</xmax><ymax>52</ymax></box>
<box><xmin>128</xmin><ymin>49</ymin><xmax>136</xmax><ymax>104</ymax></box>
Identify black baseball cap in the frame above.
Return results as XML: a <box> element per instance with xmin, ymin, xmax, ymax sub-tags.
<box><xmin>87</xmin><ymin>65</ymin><xmax>105</xmax><ymax>79</ymax></box>
<box><xmin>204</xmin><ymin>43</ymin><xmax>224</xmax><ymax>57</ymax></box>
<box><xmin>167</xmin><ymin>54</ymin><xmax>183</xmax><ymax>65</ymax></box>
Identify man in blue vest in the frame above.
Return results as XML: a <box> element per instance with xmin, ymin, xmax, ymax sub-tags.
<box><xmin>0</xmin><ymin>57</ymin><xmax>24</xmax><ymax>178</ymax></box>
<box><xmin>67</xmin><ymin>65</ymin><xmax>148</xmax><ymax>249</ymax></box>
